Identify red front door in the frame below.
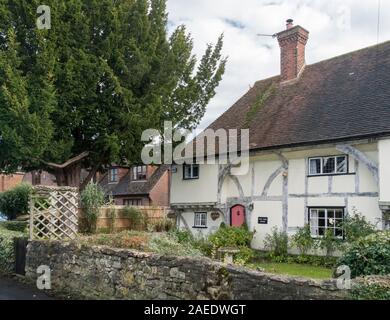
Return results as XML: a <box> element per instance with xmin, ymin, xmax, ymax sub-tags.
<box><xmin>231</xmin><ymin>205</ymin><xmax>246</xmax><ymax>227</ymax></box>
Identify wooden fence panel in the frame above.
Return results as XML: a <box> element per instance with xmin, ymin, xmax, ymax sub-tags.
<box><xmin>92</xmin><ymin>206</ymin><xmax>169</xmax><ymax>232</ymax></box>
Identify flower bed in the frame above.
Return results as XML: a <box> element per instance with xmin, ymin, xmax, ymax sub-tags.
<box><xmin>78</xmin><ymin>230</ymin><xmax>204</xmax><ymax>258</ymax></box>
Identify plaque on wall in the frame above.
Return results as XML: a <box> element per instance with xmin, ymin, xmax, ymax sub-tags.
<box><xmin>258</xmin><ymin>217</ymin><xmax>268</xmax><ymax>225</ymax></box>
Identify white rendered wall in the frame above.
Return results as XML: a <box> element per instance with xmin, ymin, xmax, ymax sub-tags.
<box><xmin>173</xmin><ymin>142</ymin><xmax>382</xmax><ymax>249</ymax></box>
<box><xmin>379</xmin><ymin>139</ymin><xmax>390</xmax><ymax>203</ymax></box>
<box><xmin>170</xmin><ymin>164</ymin><xmax>218</xmax><ymax>204</ymax></box>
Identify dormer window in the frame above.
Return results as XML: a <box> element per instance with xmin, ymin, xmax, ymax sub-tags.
<box><xmin>109</xmin><ymin>168</ymin><xmax>118</xmax><ymax>183</ymax></box>
<box><xmin>133</xmin><ymin>165</ymin><xmax>147</xmax><ymax>181</ymax></box>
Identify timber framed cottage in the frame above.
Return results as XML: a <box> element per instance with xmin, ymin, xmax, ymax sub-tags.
<box><xmin>170</xmin><ymin>20</ymin><xmax>390</xmax><ymax>250</ymax></box>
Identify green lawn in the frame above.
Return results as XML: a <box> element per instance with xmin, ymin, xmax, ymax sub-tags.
<box><xmin>251</xmin><ymin>262</ymin><xmax>333</xmax><ymax>280</ymax></box>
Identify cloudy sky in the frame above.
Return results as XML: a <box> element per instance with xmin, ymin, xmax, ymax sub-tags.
<box><xmin>166</xmin><ymin>0</ymin><xmax>390</xmax><ymax>131</ymax></box>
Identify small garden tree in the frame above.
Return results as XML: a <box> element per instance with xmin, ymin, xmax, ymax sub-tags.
<box><xmin>80</xmin><ymin>183</ymin><xmax>106</xmax><ymax>234</ymax></box>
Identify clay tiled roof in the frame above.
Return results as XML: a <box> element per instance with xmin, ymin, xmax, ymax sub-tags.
<box><xmin>207</xmin><ymin>41</ymin><xmax>390</xmax><ymax>152</ymax></box>
<box><xmin>100</xmin><ymin>165</ymin><xmax>169</xmax><ymax>197</ymax></box>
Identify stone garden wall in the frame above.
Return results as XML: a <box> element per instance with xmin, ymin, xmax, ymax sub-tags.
<box><xmin>25</xmin><ymin>240</ymin><xmax>346</xmax><ymax>300</ymax></box>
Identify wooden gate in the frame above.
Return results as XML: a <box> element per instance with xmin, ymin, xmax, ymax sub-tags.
<box><xmin>29</xmin><ymin>186</ymin><xmax>79</xmax><ymax>240</ymax></box>
<box><xmin>14</xmin><ymin>237</ymin><xmax>28</xmax><ymax>275</ymax></box>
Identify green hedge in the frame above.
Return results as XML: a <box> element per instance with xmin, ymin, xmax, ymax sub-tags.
<box><xmin>0</xmin><ymin>221</ymin><xmax>28</xmax><ymax>233</ymax></box>
<box><xmin>0</xmin><ymin>225</ymin><xmax>24</xmax><ymax>273</ymax></box>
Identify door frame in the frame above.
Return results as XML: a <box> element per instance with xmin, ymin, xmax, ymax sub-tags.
<box><xmin>230</xmin><ymin>204</ymin><xmax>246</xmax><ymax>227</ymax></box>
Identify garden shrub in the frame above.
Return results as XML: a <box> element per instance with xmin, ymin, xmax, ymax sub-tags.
<box><xmin>318</xmin><ymin>229</ymin><xmax>342</xmax><ymax>257</ymax></box>
<box><xmin>0</xmin><ymin>225</ymin><xmax>24</xmax><ymax>273</ymax></box>
<box><xmin>193</xmin><ymin>237</ymin><xmax>214</xmax><ymax>257</ymax></box>
<box><xmin>350</xmin><ymin>276</ymin><xmax>390</xmax><ymax>300</ymax></box>
<box><xmin>171</xmin><ymin>229</ymin><xmax>194</xmax><ymax>244</ymax></box>
<box><xmin>337</xmin><ymin>231</ymin><xmax>390</xmax><ymax>278</ymax></box>
<box><xmin>291</xmin><ymin>224</ymin><xmax>316</xmax><ymax>255</ymax></box>
<box><xmin>207</xmin><ymin>224</ymin><xmax>254</xmax><ymax>263</ymax></box>
<box><xmin>209</xmin><ymin>224</ymin><xmax>253</xmax><ymax>249</ymax></box>
<box><xmin>123</xmin><ymin>207</ymin><xmax>147</xmax><ymax>231</ymax></box>
<box><xmin>149</xmin><ymin>233</ymin><xmax>203</xmax><ymax>257</ymax></box>
<box><xmin>234</xmin><ymin>247</ymin><xmax>256</xmax><ymax>265</ymax></box>
<box><xmin>0</xmin><ymin>183</ymin><xmax>32</xmax><ymax>220</ymax></box>
<box><xmin>80</xmin><ymin>230</ymin><xmax>205</xmax><ymax>257</ymax></box>
<box><xmin>117</xmin><ymin>233</ymin><xmax>150</xmax><ymax>250</ymax></box>
<box><xmin>342</xmin><ymin>210</ymin><xmax>376</xmax><ymax>243</ymax></box>
<box><xmin>148</xmin><ymin>218</ymin><xmax>175</xmax><ymax>233</ymax></box>
<box><xmin>80</xmin><ymin>183</ymin><xmax>106</xmax><ymax>234</ymax></box>
<box><xmin>170</xmin><ymin>229</ymin><xmax>214</xmax><ymax>257</ymax></box>
<box><xmin>264</xmin><ymin>227</ymin><xmax>288</xmax><ymax>259</ymax></box>
<box><xmin>80</xmin><ymin>231</ymin><xmax>150</xmax><ymax>251</ymax></box>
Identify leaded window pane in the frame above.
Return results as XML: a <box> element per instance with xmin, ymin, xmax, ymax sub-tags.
<box><xmin>323</xmin><ymin>157</ymin><xmax>335</xmax><ymax>174</ymax></box>
<box><xmin>309</xmin><ymin>158</ymin><xmax>321</xmax><ymax>175</ymax></box>
<box><xmin>336</xmin><ymin>156</ymin><xmax>347</xmax><ymax>173</ymax></box>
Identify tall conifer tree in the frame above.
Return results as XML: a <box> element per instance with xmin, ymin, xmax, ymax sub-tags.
<box><xmin>0</xmin><ymin>0</ymin><xmax>226</xmax><ymax>188</ymax></box>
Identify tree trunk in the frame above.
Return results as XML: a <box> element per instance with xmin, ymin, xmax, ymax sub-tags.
<box><xmin>53</xmin><ymin>163</ymin><xmax>82</xmax><ymax>188</ymax></box>
<box><xmin>79</xmin><ymin>163</ymin><xmax>100</xmax><ymax>191</ymax></box>
<box><xmin>43</xmin><ymin>152</ymin><xmax>91</xmax><ymax>190</ymax></box>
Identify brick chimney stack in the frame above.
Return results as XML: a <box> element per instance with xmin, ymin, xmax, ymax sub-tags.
<box><xmin>277</xmin><ymin>19</ymin><xmax>309</xmax><ymax>83</ymax></box>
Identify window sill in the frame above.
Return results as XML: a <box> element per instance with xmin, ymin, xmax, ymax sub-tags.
<box><xmin>183</xmin><ymin>178</ymin><xmax>199</xmax><ymax>181</ymax></box>
<box><xmin>308</xmin><ymin>173</ymin><xmax>355</xmax><ymax>178</ymax></box>
<box><xmin>193</xmin><ymin>226</ymin><xmax>208</xmax><ymax>229</ymax></box>
<box><xmin>311</xmin><ymin>236</ymin><xmax>345</xmax><ymax>240</ymax></box>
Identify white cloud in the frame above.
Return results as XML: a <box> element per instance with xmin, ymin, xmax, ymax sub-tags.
<box><xmin>166</xmin><ymin>0</ymin><xmax>390</xmax><ymax>130</ymax></box>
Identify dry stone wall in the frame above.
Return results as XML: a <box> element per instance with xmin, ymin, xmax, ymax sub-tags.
<box><xmin>25</xmin><ymin>241</ymin><xmax>346</xmax><ymax>300</ymax></box>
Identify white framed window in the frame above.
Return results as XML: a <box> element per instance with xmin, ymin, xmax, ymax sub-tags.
<box><xmin>309</xmin><ymin>155</ymin><xmax>348</xmax><ymax>176</ymax></box>
<box><xmin>132</xmin><ymin>165</ymin><xmax>147</xmax><ymax>181</ymax></box>
<box><xmin>309</xmin><ymin>208</ymin><xmax>344</xmax><ymax>239</ymax></box>
<box><xmin>109</xmin><ymin>168</ymin><xmax>118</xmax><ymax>183</ymax></box>
<box><xmin>194</xmin><ymin>212</ymin><xmax>207</xmax><ymax>228</ymax></box>
<box><xmin>183</xmin><ymin>164</ymin><xmax>199</xmax><ymax>180</ymax></box>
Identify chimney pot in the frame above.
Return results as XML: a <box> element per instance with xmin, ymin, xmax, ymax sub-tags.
<box><xmin>286</xmin><ymin>19</ymin><xmax>294</xmax><ymax>29</ymax></box>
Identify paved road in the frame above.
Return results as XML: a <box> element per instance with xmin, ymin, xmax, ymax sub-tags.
<box><xmin>0</xmin><ymin>277</ymin><xmax>54</xmax><ymax>300</ymax></box>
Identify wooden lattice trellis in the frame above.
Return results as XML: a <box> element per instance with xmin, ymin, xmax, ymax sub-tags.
<box><xmin>29</xmin><ymin>186</ymin><xmax>79</xmax><ymax>240</ymax></box>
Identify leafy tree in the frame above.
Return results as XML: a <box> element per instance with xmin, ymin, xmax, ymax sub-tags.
<box><xmin>0</xmin><ymin>0</ymin><xmax>226</xmax><ymax>189</ymax></box>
